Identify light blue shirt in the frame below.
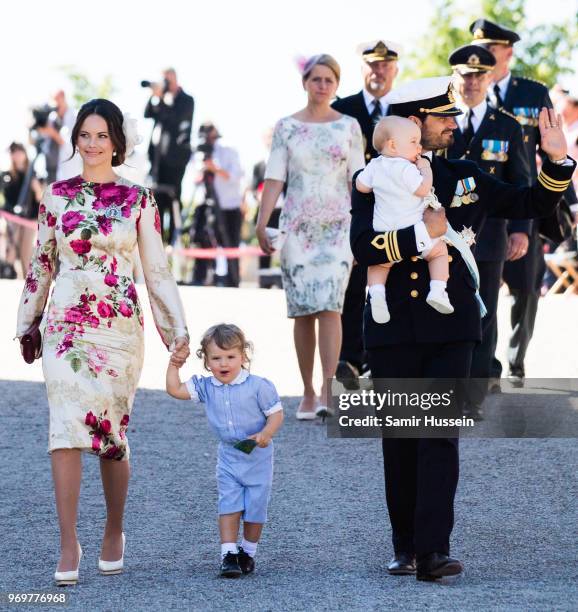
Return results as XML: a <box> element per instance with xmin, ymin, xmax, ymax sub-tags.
<box><xmin>185</xmin><ymin>370</ymin><xmax>282</xmax><ymax>445</ymax></box>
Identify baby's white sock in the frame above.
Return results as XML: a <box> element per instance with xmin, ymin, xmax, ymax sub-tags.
<box><xmin>429</xmin><ymin>280</ymin><xmax>447</xmax><ymax>293</ymax></box>
<box><xmin>368</xmin><ymin>284</ymin><xmax>386</xmax><ymax>300</ymax></box>
<box><xmin>221</xmin><ymin>542</ymin><xmax>238</xmax><ymax>558</ymax></box>
<box><xmin>241</xmin><ymin>538</ymin><xmax>258</xmax><ymax>558</ymax></box>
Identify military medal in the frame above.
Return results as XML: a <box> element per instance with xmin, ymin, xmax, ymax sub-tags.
<box><xmin>462</xmin><ymin>194</ymin><xmax>471</xmax><ymax>204</ymax></box>
<box><xmin>513</xmin><ymin>107</ymin><xmax>539</xmax><ymax>127</ymax></box>
<box><xmin>470</xmin><ymin>193</ymin><xmax>479</xmax><ymax>202</ymax></box>
<box><xmin>482</xmin><ymin>139</ymin><xmax>509</xmax><ymax>162</ymax></box>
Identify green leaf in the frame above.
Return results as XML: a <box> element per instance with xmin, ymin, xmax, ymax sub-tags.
<box><xmin>80</xmin><ymin>229</ymin><xmax>92</xmax><ymax>240</ymax></box>
<box><xmin>70</xmin><ymin>358</ymin><xmax>82</xmax><ymax>373</ymax></box>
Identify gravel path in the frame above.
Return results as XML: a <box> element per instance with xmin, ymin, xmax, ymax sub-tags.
<box><xmin>1</xmin><ymin>382</ymin><xmax>576</xmax><ymax>611</ymax></box>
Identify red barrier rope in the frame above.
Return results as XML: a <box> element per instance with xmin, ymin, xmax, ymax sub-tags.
<box><xmin>174</xmin><ymin>246</ymin><xmax>266</xmax><ymax>259</ymax></box>
<box><xmin>0</xmin><ymin>210</ymin><xmax>270</xmax><ymax>260</ymax></box>
<box><xmin>0</xmin><ymin>210</ymin><xmax>38</xmax><ymax>229</ymax></box>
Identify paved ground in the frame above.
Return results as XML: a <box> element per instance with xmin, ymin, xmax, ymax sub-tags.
<box><xmin>1</xmin><ymin>281</ymin><xmax>577</xmax><ymax>610</ymax></box>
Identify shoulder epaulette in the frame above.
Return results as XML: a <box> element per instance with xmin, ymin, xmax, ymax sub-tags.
<box><xmin>497</xmin><ymin>107</ymin><xmax>518</xmax><ymax>121</ymax></box>
<box><xmin>513</xmin><ymin>75</ymin><xmax>548</xmax><ymax>89</ymax></box>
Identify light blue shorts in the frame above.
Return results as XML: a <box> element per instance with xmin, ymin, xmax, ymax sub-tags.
<box><xmin>216</xmin><ymin>443</ymin><xmax>273</xmax><ymax>523</ymax></box>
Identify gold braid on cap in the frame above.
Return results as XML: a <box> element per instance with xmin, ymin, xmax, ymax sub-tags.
<box><xmin>419</xmin><ymin>85</ymin><xmax>458</xmax><ymax>114</ymax></box>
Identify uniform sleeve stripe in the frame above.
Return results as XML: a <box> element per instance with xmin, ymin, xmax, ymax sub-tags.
<box><xmin>539</xmin><ymin>171</ymin><xmax>572</xmax><ymax>186</ymax></box>
<box><xmin>537</xmin><ymin>174</ymin><xmax>569</xmax><ymax>192</ymax></box>
<box><xmin>391</xmin><ymin>231</ymin><xmax>401</xmax><ymax>261</ymax></box>
<box><xmin>383</xmin><ymin>232</ymin><xmax>393</xmax><ymax>261</ymax></box>
<box><xmin>387</xmin><ymin>232</ymin><xmax>395</xmax><ymax>261</ymax></box>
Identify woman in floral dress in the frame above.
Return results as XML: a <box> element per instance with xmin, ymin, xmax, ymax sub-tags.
<box><xmin>256</xmin><ymin>55</ymin><xmax>364</xmax><ymax>419</ymax></box>
<box><xmin>16</xmin><ymin>99</ymin><xmax>189</xmax><ymax>582</ymax></box>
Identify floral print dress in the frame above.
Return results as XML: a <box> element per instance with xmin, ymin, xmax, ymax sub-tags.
<box><xmin>265</xmin><ymin>115</ymin><xmax>364</xmax><ymax>317</ymax></box>
<box><xmin>16</xmin><ymin>176</ymin><xmax>188</xmax><ymax>460</ymax></box>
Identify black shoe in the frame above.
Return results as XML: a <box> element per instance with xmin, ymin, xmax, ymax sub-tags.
<box><xmin>387</xmin><ymin>552</ymin><xmax>416</xmax><ymax>575</ymax></box>
<box><xmin>237</xmin><ymin>547</ymin><xmax>255</xmax><ymax>574</ymax></box>
<box><xmin>416</xmin><ymin>553</ymin><xmax>463</xmax><ymax>581</ymax></box>
<box><xmin>220</xmin><ymin>552</ymin><xmax>242</xmax><ymax>578</ymax></box>
<box><xmin>488</xmin><ymin>377</ymin><xmax>502</xmax><ymax>394</ymax></box>
<box><xmin>335</xmin><ymin>360</ymin><xmax>360</xmax><ymax>390</ymax></box>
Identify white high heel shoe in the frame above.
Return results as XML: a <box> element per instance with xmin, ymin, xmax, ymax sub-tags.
<box><xmin>99</xmin><ymin>533</ymin><xmax>125</xmax><ymax>575</ymax></box>
<box><xmin>54</xmin><ymin>543</ymin><xmax>82</xmax><ymax>586</ymax></box>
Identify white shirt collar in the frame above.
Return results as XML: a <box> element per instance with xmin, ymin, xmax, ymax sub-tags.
<box><xmin>210</xmin><ymin>369</ymin><xmax>250</xmax><ymax>386</ymax></box>
<box><xmin>458</xmin><ymin>99</ymin><xmax>487</xmax><ymax>133</ymax></box>
<box><xmin>495</xmin><ymin>72</ymin><xmax>511</xmax><ymax>99</ymax></box>
<box><xmin>362</xmin><ymin>88</ymin><xmax>389</xmax><ymax>115</ymax></box>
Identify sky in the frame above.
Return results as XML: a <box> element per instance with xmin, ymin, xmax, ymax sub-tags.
<box><xmin>2</xmin><ymin>0</ymin><xmax>576</xmax><ymax>192</ymax></box>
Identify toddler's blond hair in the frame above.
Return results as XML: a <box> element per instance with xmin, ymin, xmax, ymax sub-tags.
<box><xmin>372</xmin><ymin>115</ymin><xmax>420</xmax><ymax>153</ymax></box>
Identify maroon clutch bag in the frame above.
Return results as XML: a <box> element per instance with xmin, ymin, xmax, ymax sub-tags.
<box><xmin>20</xmin><ymin>316</ymin><xmax>43</xmax><ymax>364</ymax></box>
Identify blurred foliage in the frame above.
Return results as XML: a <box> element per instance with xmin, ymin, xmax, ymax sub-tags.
<box><xmin>404</xmin><ymin>0</ymin><xmax>578</xmax><ymax>87</ymax></box>
<box><xmin>58</xmin><ymin>66</ymin><xmax>116</xmax><ymax>107</ymax></box>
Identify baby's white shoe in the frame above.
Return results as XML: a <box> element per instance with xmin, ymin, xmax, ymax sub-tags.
<box><xmin>426</xmin><ymin>289</ymin><xmax>454</xmax><ymax>314</ymax></box>
<box><xmin>371</xmin><ymin>295</ymin><xmax>390</xmax><ymax>324</ymax></box>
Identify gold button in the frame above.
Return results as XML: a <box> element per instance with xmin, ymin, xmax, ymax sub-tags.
<box><xmin>410</xmin><ymin>272</ymin><xmax>418</xmax><ymax>280</ymax></box>
<box><xmin>448</xmin><ymin>255</ymin><xmax>453</xmax><ymax>263</ymax></box>
<box><xmin>410</xmin><ymin>290</ymin><xmax>419</xmax><ymax>298</ymax></box>
<box><xmin>411</xmin><ymin>256</ymin><xmax>418</xmax><ymax>262</ymax></box>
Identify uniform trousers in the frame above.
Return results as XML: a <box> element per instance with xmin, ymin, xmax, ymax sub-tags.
<box><xmin>467</xmin><ymin>260</ymin><xmax>504</xmax><ymax>406</ymax></box>
<box><xmin>339</xmin><ymin>263</ymin><xmax>367</xmax><ymax>371</ymax></box>
<box><xmin>368</xmin><ymin>340</ymin><xmax>474</xmax><ymax>559</ymax></box>
<box><xmin>501</xmin><ymin>230</ymin><xmax>544</xmax><ymax>376</ymax></box>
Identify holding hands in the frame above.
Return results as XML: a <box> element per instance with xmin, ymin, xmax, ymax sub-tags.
<box><xmin>170</xmin><ymin>337</ymin><xmax>190</xmax><ymax>368</ymax></box>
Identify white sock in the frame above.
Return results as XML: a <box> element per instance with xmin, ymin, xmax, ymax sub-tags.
<box><xmin>221</xmin><ymin>542</ymin><xmax>238</xmax><ymax>558</ymax></box>
<box><xmin>368</xmin><ymin>284</ymin><xmax>386</xmax><ymax>300</ymax></box>
<box><xmin>429</xmin><ymin>280</ymin><xmax>447</xmax><ymax>293</ymax></box>
<box><xmin>241</xmin><ymin>538</ymin><xmax>258</xmax><ymax>558</ymax></box>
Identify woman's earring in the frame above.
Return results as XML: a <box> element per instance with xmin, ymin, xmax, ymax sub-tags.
<box><xmin>112</xmin><ymin>151</ymin><xmax>117</xmax><ymax>157</ymax></box>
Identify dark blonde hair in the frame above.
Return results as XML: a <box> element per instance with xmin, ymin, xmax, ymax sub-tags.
<box><xmin>196</xmin><ymin>324</ymin><xmax>253</xmax><ymax>370</ymax></box>
<box><xmin>302</xmin><ymin>54</ymin><xmax>341</xmax><ymax>82</ymax></box>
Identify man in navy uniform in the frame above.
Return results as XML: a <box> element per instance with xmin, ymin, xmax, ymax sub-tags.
<box><xmin>445</xmin><ymin>45</ymin><xmax>532</xmax><ymax>419</ymax></box>
<box><xmin>350</xmin><ymin>75</ymin><xmax>574</xmax><ymax>580</ymax></box>
<box><xmin>332</xmin><ymin>39</ymin><xmax>401</xmax><ymax>389</ymax></box>
<box><xmin>470</xmin><ymin>18</ymin><xmax>578</xmax><ymax>385</ymax></box>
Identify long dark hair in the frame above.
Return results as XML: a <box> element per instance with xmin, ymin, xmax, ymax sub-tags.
<box><xmin>70</xmin><ymin>99</ymin><xmax>126</xmax><ymax>167</ymax></box>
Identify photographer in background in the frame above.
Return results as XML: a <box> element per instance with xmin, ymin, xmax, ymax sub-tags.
<box><xmin>190</xmin><ymin>122</ymin><xmax>244</xmax><ymax>288</ymax></box>
<box><xmin>34</xmin><ymin>90</ymin><xmax>79</xmax><ymax>182</ymax></box>
<box><xmin>0</xmin><ymin>143</ymin><xmax>43</xmax><ymax>277</ymax></box>
<box><xmin>144</xmin><ymin>68</ymin><xmax>194</xmax><ymax>242</ymax></box>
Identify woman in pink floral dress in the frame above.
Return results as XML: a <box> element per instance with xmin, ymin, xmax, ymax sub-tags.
<box><xmin>16</xmin><ymin>99</ymin><xmax>189</xmax><ymax>583</ymax></box>
<box><xmin>256</xmin><ymin>55</ymin><xmax>364</xmax><ymax>419</ymax></box>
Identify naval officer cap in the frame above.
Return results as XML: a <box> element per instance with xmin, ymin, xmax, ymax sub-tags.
<box><xmin>356</xmin><ymin>39</ymin><xmax>402</xmax><ymax>62</ymax></box>
<box><xmin>449</xmin><ymin>44</ymin><xmax>496</xmax><ymax>74</ymax></box>
<box><xmin>469</xmin><ymin>19</ymin><xmax>521</xmax><ymax>46</ymax></box>
<box><xmin>384</xmin><ymin>76</ymin><xmax>462</xmax><ymax>118</ymax></box>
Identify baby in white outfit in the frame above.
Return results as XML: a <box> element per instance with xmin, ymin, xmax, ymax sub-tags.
<box><xmin>356</xmin><ymin>116</ymin><xmax>453</xmax><ymax>323</ymax></box>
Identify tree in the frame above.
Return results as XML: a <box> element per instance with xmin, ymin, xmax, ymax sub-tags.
<box><xmin>58</xmin><ymin>66</ymin><xmax>116</xmax><ymax>107</ymax></box>
<box><xmin>404</xmin><ymin>0</ymin><xmax>577</xmax><ymax>87</ymax></box>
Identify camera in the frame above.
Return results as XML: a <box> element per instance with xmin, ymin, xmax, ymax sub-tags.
<box><xmin>196</xmin><ymin>123</ymin><xmax>220</xmax><ymax>159</ymax></box>
<box><xmin>140</xmin><ymin>78</ymin><xmax>170</xmax><ymax>93</ymax></box>
<box><xmin>30</xmin><ymin>104</ymin><xmax>55</xmax><ymax>130</ymax></box>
